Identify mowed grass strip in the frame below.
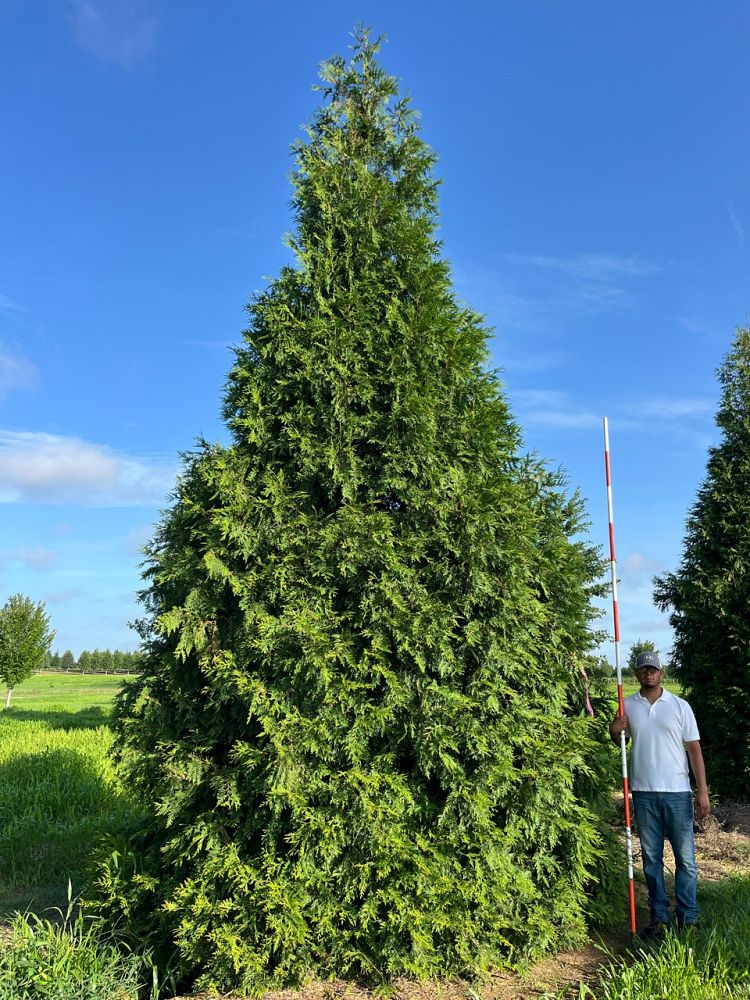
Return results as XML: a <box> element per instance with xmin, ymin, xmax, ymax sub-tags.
<box><xmin>0</xmin><ymin>673</ymin><xmax>136</xmax><ymax>916</ymax></box>
<box><xmin>619</xmin><ymin>678</ymin><xmax>682</xmax><ymax>699</ymax></box>
<box><xmin>5</xmin><ymin>672</ymin><xmax>127</xmax><ymax>727</ymax></box>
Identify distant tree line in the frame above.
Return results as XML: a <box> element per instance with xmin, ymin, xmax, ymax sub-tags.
<box><xmin>579</xmin><ymin>643</ymin><xmax>672</xmax><ymax>682</ymax></box>
<box><xmin>42</xmin><ymin>649</ymin><xmax>142</xmax><ymax>674</ymax></box>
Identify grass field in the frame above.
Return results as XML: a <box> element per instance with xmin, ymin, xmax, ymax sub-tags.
<box><xmin>620</xmin><ymin>677</ymin><xmax>682</xmax><ymax>699</ymax></box>
<box><xmin>0</xmin><ymin>673</ymin><xmax>133</xmax><ymax>917</ymax></box>
<box><xmin>1</xmin><ymin>671</ymin><xmax>748</xmax><ymax>999</ymax></box>
<box><xmin>3</xmin><ymin>671</ymin><xmax>125</xmax><ymax>725</ymax></box>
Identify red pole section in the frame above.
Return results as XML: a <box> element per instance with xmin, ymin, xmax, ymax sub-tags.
<box><xmin>603</xmin><ymin>417</ymin><xmax>638</xmax><ymax>938</ymax></box>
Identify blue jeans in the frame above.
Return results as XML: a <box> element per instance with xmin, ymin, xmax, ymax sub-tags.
<box><xmin>632</xmin><ymin>791</ymin><xmax>698</xmax><ymax>925</ymax></box>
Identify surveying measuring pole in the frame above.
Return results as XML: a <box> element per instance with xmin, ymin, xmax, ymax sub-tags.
<box><xmin>603</xmin><ymin>417</ymin><xmax>638</xmax><ymax>938</ymax></box>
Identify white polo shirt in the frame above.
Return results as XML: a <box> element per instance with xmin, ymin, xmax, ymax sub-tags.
<box><xmin>624</xmin><ymin>688</ymin><xmax>700</xmax><ymax>792</ymax></box>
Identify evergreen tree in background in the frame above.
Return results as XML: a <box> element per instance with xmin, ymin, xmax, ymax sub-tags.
<box><xmin>655</xmin><ymin>326</ymin><xmax>750</xmax><ymax>798</ymax></box>
<box><xmin>98</xmin><ymin>32</ymin><xmax>619</xmax><ymax>992</ymax></box>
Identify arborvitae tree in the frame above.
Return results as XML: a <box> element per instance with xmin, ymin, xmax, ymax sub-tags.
<box><xmin>655</xmin><ymin>326</ymin><xmax>750</xmax><ymax>798</ymax></box>
<box><xmin>97</xmin><ymin>33</ymin><xmax>620</xmax><ymax>993</ymax></box>
<box><xmin>61</xmin><ymin>650</ymin><xmax>76</xmax><ymax>672</ymax></box>
<box><xmin>77</xmin><ymin>650</ymin><xmax>92</xmax><ymax>673</ymax></box>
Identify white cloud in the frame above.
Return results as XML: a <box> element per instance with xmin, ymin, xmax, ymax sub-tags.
<box><xmin>505</xmin><ymin>252</ymin><xmax>660</xmax><ymax>280</ymax></box>
<box><xmin>728</xmin><ymin>204</ymin><xmax>745</xmax><ymax>248</ymax></box>
<box><xmin>638</xmin><ymin>397</ymin><xmax>715</xmax><ymax>419</ymax></box>
<box><xmin>501</xmin><ymin>251</ymin><xmax>665</xmax><ymax>318</ymax></box>
<box><xmin>628</xmin><ymin>618</ymin><xmax>670</xmax><ymax>634</ymax></box>
<box><xmin>621</xmin><ymin>552</ymin><xmax>666</xmax><ymax>584</ymax></box>
<box><xmin>511</xmin><ymin>389</ymin><xmax>601</xmax><ymax>430</ymax></box>
<box><xmin>452</xmin><ymin>265</ymin><xmax>553</xmax><ymax>334</ymax></box>
<box><xmin>679</xmin><ymin>316</ymin><xmax>712</xmax><ymax>336</ymax></box>
<box><xmin>0</xmin><ymin>430</ymin><xmax>177</xmax><ymax>506</ymax></box>
<box><xmin>67</xmin><ymin>0</ymin><xmax>158</xmax><ymax>68</ymax></box>
<box><xmin>42</xmin><ymin>589</ymin><xmax>79</xmax><ymax>604</ymax></box>
<box><xmin>0</xmin><ymin>293</ymin><xmax>24</xmax><ymax>314</ymax></box>
<box><xmin>510</xmin><ymin>385</ymin><xmax>715</xmax><ymax>440</ymax></box>
<box><xmin>622</xmin><ymin>552</ymin><xmax>664</xmax><ymax>575</ymax></box>
<box><xmin>14</xmin><ymin>546</ymin><xmax>58</xmax><ymax>570</ymax></box>
<box><xmin>0</xmin><ymin>347</ymin><xmax>39</xmax><ymax>398</ymax></box>
<box><xmin>121</xmin><ymin>523</ymin><xmax>155</xmax><ymax>555</ymax></box>
<box><xmin>186</xmin><ymin>339</ymin><xmax>234</xmax><ymax>352</ymax></box>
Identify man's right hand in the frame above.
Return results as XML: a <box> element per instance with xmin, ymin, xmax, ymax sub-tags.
<box><xmin>609</xmin><ymin>714</ymin><xmax>629</xmax><ymax>744</ymax></box>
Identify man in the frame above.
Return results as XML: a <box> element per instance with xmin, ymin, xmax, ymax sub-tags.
<box><xmin>609</xmin><ymin>650</ymin><xmax>710</xmax><ymax>937</ymax></box>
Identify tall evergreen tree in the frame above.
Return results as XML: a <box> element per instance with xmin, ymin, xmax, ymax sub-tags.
<box><xmin>98</xmin><ymin>33</ymin><xmax>619</xmax><ymax>992</ymax></box>
<box><xmin>655</xmin><ymin>326</ymin><xmax>750</xmax><ymax>798</ymax></box>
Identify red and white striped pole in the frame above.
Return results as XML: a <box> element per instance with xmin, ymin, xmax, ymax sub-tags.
<box><xmin>603</xmin><ymin>417</ymin><xmax>637</xmax><ymax>938</ymax></box>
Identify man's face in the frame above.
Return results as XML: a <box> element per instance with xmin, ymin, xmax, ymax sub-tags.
<box><xmin>635</xmin><ymin>665</ymin><xmax>663</xmax><ymax>689</ymax></box>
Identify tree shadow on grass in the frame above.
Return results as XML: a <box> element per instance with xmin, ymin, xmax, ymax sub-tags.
<box><xmin>0</xmin><ymin>747</ymin><xmax>133</xmax><ymax>919</ymax></box>
<box><xmin>0</xmin><ymin>706</ymin><xmax>111</xmax><ymax>731</ymax></box>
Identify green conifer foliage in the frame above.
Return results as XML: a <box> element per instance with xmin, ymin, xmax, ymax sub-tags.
<box><xmin>98</xmin><ymin>33</ymin><xmax>619</xmax><ymax>993</ymax></box>
<box><xmin>655</xmin><ymin>326</ymin><xmax>750</xmax><ymax>798</ymax></box>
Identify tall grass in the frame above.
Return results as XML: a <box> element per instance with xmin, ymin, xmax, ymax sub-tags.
<box><xmin>560</xmin><ymin>876</ymin><xmax>750</xmax><ymax>999</ymax></box>
<box><xmin>0</xmin><ymin>677</ymin><xmax>136</xmax><ymax>915</ymax></box>
<box><xmin>0</xmin><ymin>677</ymin><xmax>159</xmax><ymax>998</ymax></box>
<box><xmin>0</xmin><ymin>891</ymin><xmax>154</xmax><ymax>1000</ymax></box>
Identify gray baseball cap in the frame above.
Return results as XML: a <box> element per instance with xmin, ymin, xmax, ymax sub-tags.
<box><xmin>635</xmin><ymin>651</ymin><xmax>662</xmax><ymax>671</ymax></box>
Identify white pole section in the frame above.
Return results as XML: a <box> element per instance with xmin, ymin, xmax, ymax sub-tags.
<box><xmin>603</xmin><ymin>417</ymin><xmax>637</xmax><ymax>937</ymax></box>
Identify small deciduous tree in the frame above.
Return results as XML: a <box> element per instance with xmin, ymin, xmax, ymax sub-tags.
<box><xmin>627</xmin><ymin>639</ymin><xmax>658</xmax><ymax>673</ymax></box>
<box><xmin>655</xmin><ymin>327</ymin><xmax>750</xmax><ymax>797</ymax></box>
<box><xmin>0</xmin><ymin>595</ymin><xmax>54</xmax><ymax>708</ymax></box>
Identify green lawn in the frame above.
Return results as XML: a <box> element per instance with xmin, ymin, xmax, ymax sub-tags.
<box><xmin>5</xmin><ymin>671</ymin><xmax>128</xmax><ymax>721</ymax></box>
<box><xmin>0</xmin><ymin>673</ymin><xmax>134</xmax><ymax>916</ymax></box>
<box><xmin>620</xmin><ymin>677</ymin><xmax>683</xmax><ymax>699</ymax></box>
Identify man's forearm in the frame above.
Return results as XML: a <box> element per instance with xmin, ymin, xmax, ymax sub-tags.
<box><xmin>687</xmin><ymin>743</ymin><xmax>708</xmax><ymax>794</ymax></box>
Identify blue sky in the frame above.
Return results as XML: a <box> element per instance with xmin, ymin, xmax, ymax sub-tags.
<box><xmin>1</xmin><ymin>1</ymin><xmax>748</xmax><ymax>659</ymax></box>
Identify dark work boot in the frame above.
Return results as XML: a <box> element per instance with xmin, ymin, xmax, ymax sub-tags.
<box><xmin>641</xmin><ymin>920</ymin><xmax>668</xmax><ymax>940</ymax></box>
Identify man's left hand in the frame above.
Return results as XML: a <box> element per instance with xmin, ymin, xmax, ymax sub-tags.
<box><xmin>695</xmin><ymin>791</ymin><xmax>711</xmax><ymax>822</ymax></box>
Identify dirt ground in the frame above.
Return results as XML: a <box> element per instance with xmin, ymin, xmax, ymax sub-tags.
<box><xmin>183</xmin><ymin>801</ymin><xmax>750</xmax><ymax>1000</ymax></box>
